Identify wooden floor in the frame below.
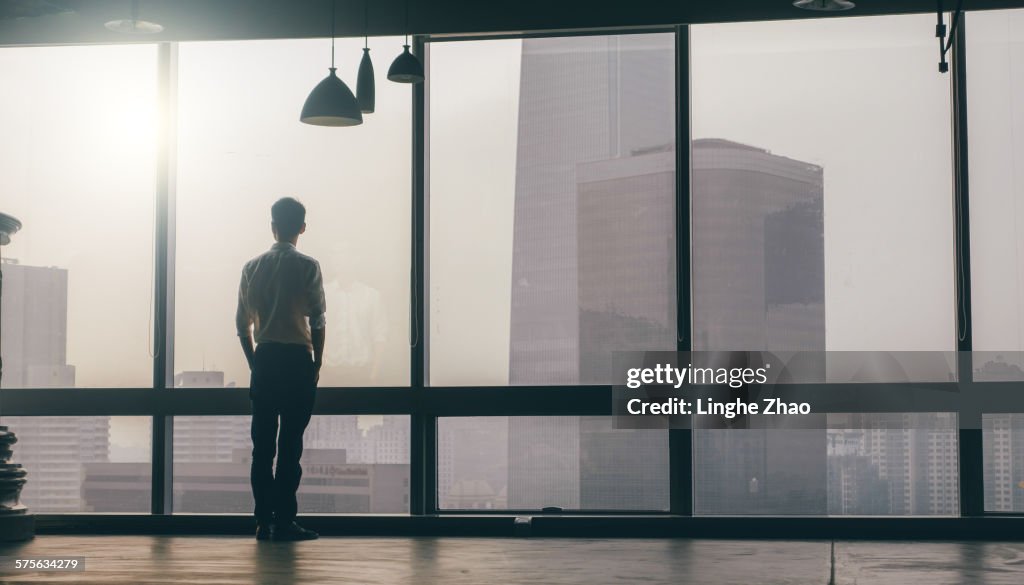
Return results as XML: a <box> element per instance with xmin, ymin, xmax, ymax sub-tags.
<box><xmin>2</xmin><ymin>536</ymin><xmax>1024</xmax><ymax>584</ymax></box>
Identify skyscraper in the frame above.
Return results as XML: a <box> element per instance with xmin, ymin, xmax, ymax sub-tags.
<box><xmin>1</xmin><ymin>259</ymin><xmax>108</xmax><ymax>512</ymax></box>
<box><xmin>691</xmin><ymin>138</ymin><xmax>826</xmax><ymax>353</ymax></box>
<box><xmin>690</xmin><ymin>138</ymin><xmax>827</xmax><ymax>515</ymax></box>
<box><xmin>506</xmin><ymin>34</ymin><xmax>675</xmax><ymax>510</ymax></box>
<box><xmin>0</xmin><ymin>260</ymin><xmax>75</xmax><ymax>388</ymax></box>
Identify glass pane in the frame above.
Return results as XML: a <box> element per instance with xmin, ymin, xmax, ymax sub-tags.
<box><xmin>694</xmin><ymin>413</ymin><xmax>959</xmax><ymax>516</ymax></box>
<box><xmin>967</xmin><ymin>9</ymin><xmax>1024</xmax><ymax>381</ymax></box>
<box><xmin>438</xmin><ymin>417</ymin><xmax>669</xmax><ymax>510</ymax></box>
<box><xmin>428</xmin><ymin>34</ymin><xmax>677</xmax><ymax>386</ymax></box>
<box><xmin>0</xmin><ymin>45</ymin><xmax>157</xmax><ymax>388</ymax></box>
<box><xmin>173</xmin><ymin>415</ymin><xmax>409</xmax><ymax>514</ymax></box>
<box><xmin>983</xmin><ymin>414</ymin><xmax>1024</xmax><ymax>512</ymax></box>
<box><xmin>690</xmin><ymin>15</ymin><xmax>958</xmax><ymax>516</ymax></box>
<box><xmin>1</xmin><ymin>416</ymin><xmax>151</xmax><ymax>513</ymax></box>
<box><xmin>173</xmin><ymin>38</ymin><xmax>411</xmax><ymax>388</ymax></box>
<box><xmin>690</xmin><ymin>15</ymin><xmax>955</xmax><ymax>382</ymax></box>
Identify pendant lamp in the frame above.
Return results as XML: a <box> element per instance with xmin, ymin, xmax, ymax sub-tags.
<box><xmin>357</xmin><ymin>0</ymin><xmax>375</xmax><ymax>113</ymax></box>
<box><xmin>301</xmin><ymin>0</ymin><xmax>363</xmax><ymax>126</ymax></box>
<box><xmin>105</xmin><ymin>0</ymin><xmax>163</xmax><ymax>34</ymax></box>
<box><xmin>792</xmin><ymin>0</ymin><xmax>855</xmax><ymax>10</ymax></box>
<box><xmin>388</xmin><ymin>0</ymin><xmax>424</xmax><ymax>84</ymax></box>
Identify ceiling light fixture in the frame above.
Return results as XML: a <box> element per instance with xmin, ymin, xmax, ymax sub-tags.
<box><xmin>104</xmin><ymin>0</ymin><xmax>163</xmax><ymax>34</ymax></box>
<box><xmin>300</xmin><ymin>0</ymin><xmax>362</xmax><ymax>127</ymax></box>
<box><xmin>357</xmin><ymin>0</ymin><xmax>375</xmax><ymax>113</ymax></box>
<box><xmin>387</xmin><ymin>0</ymin><xmax>424</xmax><ymax>84</ymax></box>
<box><xmin>792</xmin><ymin>0</ymin><xmax>855</xmax><ymax>11</ymax></box>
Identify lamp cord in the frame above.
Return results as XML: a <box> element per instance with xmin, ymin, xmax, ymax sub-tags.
<box><xmin>364</xmin><ymin>0</ymin><xmax>369</xmax><ymax>49</ymax></box>
<box><xmin>331</xmin><ymin>0</ymin><xmax>336</xmax><ymax>69</ymax></box>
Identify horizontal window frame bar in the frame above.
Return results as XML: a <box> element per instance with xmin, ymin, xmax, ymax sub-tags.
<box><xmin>31</xmin><ymin>513</ymin><xmax>1024</xmax><ymax>540</ymax></box>
<box><xmin>4</xmin><ymin>382</ymin><xmax>1023</xmax><ymax>417</ymax></box>
<box><xmin>425</xmin><ymin>26</ymin><xmax>676</xmax><ymax>43</ymax></box>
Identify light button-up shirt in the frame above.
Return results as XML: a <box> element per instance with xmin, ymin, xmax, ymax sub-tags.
<box><xmin>236</xmin><ymin>242</ymin><xmax>326</xmax><ymax>350</ymax></box>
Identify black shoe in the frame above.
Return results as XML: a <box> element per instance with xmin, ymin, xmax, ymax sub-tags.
<box><xmin>272</xmin><ymin>521</ymin><xmax>318</xmax><ymax>541</ymax></box>
<box><xmin>256</xmin><ymin>523</ymin><xmax>273</xmax><ymax>541</ymax></box>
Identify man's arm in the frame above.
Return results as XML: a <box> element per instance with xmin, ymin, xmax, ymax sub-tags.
<box><xmin>308</xmin><ymin>260</ymin><xmax>327</xmax><ymax>384</ymax></box>
<box><xmin>239</xmin><ymin>333</ymin><xmax>256</xmax><ymax>371</ymax></box>
<box><xmin>311</xmin><ymin>326</ymin><xmax>325</xmax><ymax>384</ymax></box>
<box><xmin>236</xmin><ymin>266</ymin><xmax>255</xmax><ymax>370</ymax></box>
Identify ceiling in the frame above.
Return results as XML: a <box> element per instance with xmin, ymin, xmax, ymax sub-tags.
<box><xmin>0</xmin><ymin>0</ymin><xmax>1021</xmax><ymax>46</ymax></box>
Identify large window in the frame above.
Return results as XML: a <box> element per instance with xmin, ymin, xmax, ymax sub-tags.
<box><xmin>173</xmin><ymin>38</ymin><xmax>411</xmax><ymax>389</ymax></box>
<box><xmin>0</xmin><ymin>45</ymin><xmax>158</xmax><ymax>388</ymax></box>
<box><xmin>967</xmin><ymin>8</ymin><xmax>1024</xmax><ymax>381</ymax></box>
<box><xmin>689</xmin><ymin>15</ymin><xmax>959</xmax><ymax>515</ymax></box>
<box><xmin>967</xmin><ymin>8</ymin><xmax>1024</xmax><ymax>512</ymax></box>
<box><xmin>2</xmin><ymin>12</ymin><xmax>1013</xmax><ymax>522</ymax></box>
<box><xmin>427</xmin><ymin>34</ymin><xmax>677</xmax><ymax>386</ymax></box>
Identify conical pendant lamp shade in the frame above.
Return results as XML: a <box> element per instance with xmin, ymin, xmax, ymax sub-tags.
<box><xmin>387</xmin><ymin>44</ymin><xmax>424</xmax><ymax>83</ymax></box>
<box><xmin>300</xmin><ymin>67</ymin><xmax>363</xmax><ymax>126</ymax></box>
<box><xmin>357</xmin><ymin>48</ymin><xmax>375</xmax><ymax>113</ymax></box>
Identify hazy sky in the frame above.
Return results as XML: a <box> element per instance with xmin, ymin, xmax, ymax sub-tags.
<box><xmin>966</xmin><ymin>9</ymin><xmax>1024</xmax><ymax>355</ymax></box>
<box><xmin>428</xmin><ymin>39</ymin><xmax>521</xmax><ymax>386</ymax></box>
<box><xmin>691</xmin><ymin>14</ymin><xmax>956</xmax><ymax>353</ymax></box>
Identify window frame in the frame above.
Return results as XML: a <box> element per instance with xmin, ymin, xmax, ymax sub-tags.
<box><xmin>4</xmin><ymin>13</ymin><xmax>1019</xmax><ymax>525</ymax></box>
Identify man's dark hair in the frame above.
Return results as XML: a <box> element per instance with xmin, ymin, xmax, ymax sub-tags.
<box><xmin>271</xmin><ymin>197</ymin><xmax>306</xmax><ymax>240</ymax></box>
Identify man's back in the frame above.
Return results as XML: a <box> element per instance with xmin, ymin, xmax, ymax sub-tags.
<box><xmin>238</xmin><ymin>197</ymin><xmax>325</xmax><ymax>541</ymax></box>
<box><xmin>236</xmin><ymin>241</ymin><xmax>325</xmax><ymax>351</ymax></box>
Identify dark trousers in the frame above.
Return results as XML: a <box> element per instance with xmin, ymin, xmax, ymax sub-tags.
<box><xmin>250</xmin><ymin>342</ymin><xmax>317</xmax><ymax>526</ymax></box>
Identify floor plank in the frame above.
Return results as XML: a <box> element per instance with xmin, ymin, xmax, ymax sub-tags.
<box><xmin>0</xmin><ymin>536</ymin><xmax>1022</xmax><ymax>584</ymax></box>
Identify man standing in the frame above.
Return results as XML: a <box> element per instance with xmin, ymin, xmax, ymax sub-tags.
<box><xmin>236</xmin><ymin>197</ymin><xmax>325</xmax><ymax>542</ymax></box>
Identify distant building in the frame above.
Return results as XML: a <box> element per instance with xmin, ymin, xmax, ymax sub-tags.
<box><xmin>984</xmin><ymin>414</ymin><xmax>1024</xmax><ymax>512</ymax></box>
<box><xmin>173</xmin><ymin>371</ymin><xmax>251</xmax><ymax>464</ymax></box>
<box><xmin>1</xmin><ymin>259</ymin><xmax>108</xmax><ymax>513</ymax></box>
<box><xmin>0</xmin><ymin>260</ymin><xmax>75</xmax><ymax>388</ymax></box>
<box><xmin>828</xmin><ymin>414</ymin><xmax>958</xmax><ymax>515</ymax></box>
<box><xmin>85</xmin><ymin>449</ymin><xmax>409</xmax><ymax>514</ymax></box>
<box><xmin>691</xmin><ymin>138</ymin><xmax>825</xmax><ymax>353</ymax></box>
<box><xmin>506</xmin><ymin>34</ymin><xmax>675</xmax><ymax>510</ymax></box>
<box><xmin>689</xmin><ymin>138</ymin><xmax>828</xmax><ymax>515</ymax></box>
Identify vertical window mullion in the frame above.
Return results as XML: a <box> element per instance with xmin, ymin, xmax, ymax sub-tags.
<box><xmin>670</xmin><ymin>24</ymin><xmax>694</xmax><ymax>517</ymax></box>
<box><xmin>410</xmin><ymin>35</ymin><xmax>433</xmax><ymax>516</ymax></box>
<box><xmin>951</xmin><ymin>17</ymin><xmax>982</xmax><ymax>518</ymax></box>
<box><xmin>152</xmin><ymin>41</ymin><xmax>178</xmax><ymax>516</ymax></box>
